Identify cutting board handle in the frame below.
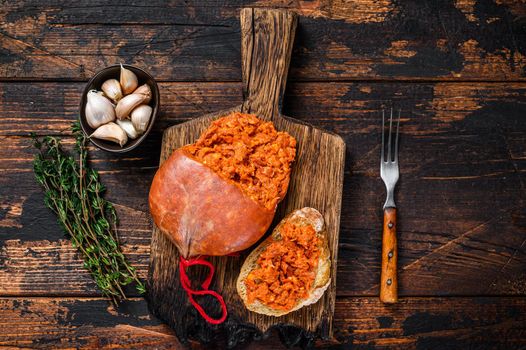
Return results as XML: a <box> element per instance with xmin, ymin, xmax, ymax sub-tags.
<box><xmin>240</xmin><ymin>8</ymin><xmax>298</xmax><ymax>121</ymax></box>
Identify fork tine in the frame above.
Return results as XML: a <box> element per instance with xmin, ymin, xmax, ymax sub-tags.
<box><xmin>381</xmin><ymin>109</ymin><xmax>385</xmax><ymax>162</ymax></box>
<box><xmin>387</xmin><ymin>108</ymin><xmax>393</xmax><ymax>162</ymax></box>
<box><xmin>394</xmin><ymin>109</ymin><xmax>401</xmax><ymax>161</ymax></box>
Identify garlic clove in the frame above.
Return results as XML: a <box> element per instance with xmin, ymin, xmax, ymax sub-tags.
<box><xmin>101</xmin><ymin>79</ymin><xmax>123</xmax><ymax>102</ymax></box>
<box><xmin>116</xmin><ymin>119</ymin><xmax>139</xmax><ymax>139</ymax></box>
<box><xmin>133</xmin><ymin>84</ymin><xmax>152</xmax><ymax>104</ymax></box>
<box><xmin>85</xmin><ymin>90</ymin><xmax>116</xmax><ymax>129</ymax></box>
<box><xmin>115</xmin><ymin>92</ymin><xmax>149</xmax><ymax>120</ymax></box>
<box><xmin>120</xmin><ymin>64</ymin><xmax>138</xmax><ymax>95</ymax></box>
<box><xmin>90</xmin><ymin>122</ymin><xmax>128</xmax><ymax>147</ymax></box>
<box><xmin>131</xmin><ymin>104</ymin><xmax>152</xmax><ymax>134</ymax></box>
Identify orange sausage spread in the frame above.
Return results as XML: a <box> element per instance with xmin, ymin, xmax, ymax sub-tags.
<box><xmin>244</xmin><ymin>222</ymin><xmax>320</xmax><ymax>310</ymax></box>
<box><xmin>183</xmin><ymin>112</ymin><xmax>296</xmax><ymax>210</ymax></box>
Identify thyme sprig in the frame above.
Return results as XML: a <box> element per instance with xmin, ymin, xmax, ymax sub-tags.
<box><xmin>32</xmin><ymin>122</ymin><xmax>145</xmax><ymax>303</ymax></box>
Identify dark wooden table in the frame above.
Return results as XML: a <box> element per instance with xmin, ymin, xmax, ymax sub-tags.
<box><xmin>1</xmin><ymin>1</ymin><xmax>526</xmax><ymax>349</ymax></box>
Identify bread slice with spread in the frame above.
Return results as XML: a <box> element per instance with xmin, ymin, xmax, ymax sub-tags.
<box><xmin>237</xmin><ymin>207</ymin><xmax>330</xmax><ymax>316</ymax></box>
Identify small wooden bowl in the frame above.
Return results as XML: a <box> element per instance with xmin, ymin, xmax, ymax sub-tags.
<box><xmin>79</xmin><ymin>64</ymin><xmax>160</xmax><ymax>153</ymax></box>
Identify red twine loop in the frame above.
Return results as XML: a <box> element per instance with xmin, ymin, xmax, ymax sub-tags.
<box><xmin>179</xmin><ymin>256</ymin><xmax>228</xmax><ymax>325</ymax></box>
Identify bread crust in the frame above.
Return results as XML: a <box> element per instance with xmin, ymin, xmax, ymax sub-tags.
<box><xmin>236</xmin><ymin>207</ymin><xmax>331</xmax><ymax>316</ymax></box>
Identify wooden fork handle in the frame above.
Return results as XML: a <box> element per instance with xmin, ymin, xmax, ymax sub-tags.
<box><xmin>380</xmin><ymin>207</ymin><xmax>398</xmax><ymax>303</ymax></box>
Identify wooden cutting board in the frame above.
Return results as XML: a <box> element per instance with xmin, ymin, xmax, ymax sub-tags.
<box><xmin>147</xmin><ymin>8</ymin><xmax>345</xmax><ymax>347</ymax></box>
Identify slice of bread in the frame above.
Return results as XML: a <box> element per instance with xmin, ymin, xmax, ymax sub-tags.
<box><xmin>237</xmin><ymin>207</ymin><xmax>331</xmax><ymax>317</ymax></box>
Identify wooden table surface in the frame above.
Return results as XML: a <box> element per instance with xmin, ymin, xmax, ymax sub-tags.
<box><xmin>1</xmin><ymin>1</ymin><xmax>525</xmax><ymax>349</ymax></box>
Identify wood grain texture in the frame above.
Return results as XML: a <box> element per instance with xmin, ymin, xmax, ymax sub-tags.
<box><xmin>1</xmin><ymin>81</ymin><xmax>525</xmax><ymax>298</ymax></box>
<box><xmin>0</xmin><ymin>297</ymin><xmax>183</xmax><ymax>349</ymax></box>
<box><xmin>1</xmin><ymin>1</ymin><xmax>525</xmax><ymax>348</ymax></box>
<box><xmin>380</xmin><ymin>207</ymin><xmax>397</xmax><ymax>304</ymax></box>
<box><xmin>1</xmin><ymin>297</ymin><xmax>525</xmax><ymax>349</ymax></box>
<box><xmin>0</xmin><ymin>0</ymin><xmax>526</xmax><ymax>349</ymax></box>
<box><xmin>240</xmin><ymin>8</ymin><xmax>297</xmax><ymax>119</ymax></box>
<box><xmin>330</xmin><ymin>296</ymin><xmax>526</xmax><ymax>349</ymax></box>
<box><xmin>147</xmin><ymin>9</ymin><xmax>345</xmax><ymax>346</ymax></box>
<box><xmin>1</xmin><ymin>0</ymin><xmax>525</xmax><ymax>81</ymax></box>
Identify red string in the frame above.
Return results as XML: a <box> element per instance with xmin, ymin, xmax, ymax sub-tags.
<box><xmin>179</xmin><ymin>256</ymin><xmax>228</xmax><ymax>325</ymax></box>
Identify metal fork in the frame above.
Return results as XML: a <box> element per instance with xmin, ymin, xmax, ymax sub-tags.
<box><xmin>380</xmin><ymin>108</ymin><xmax>400</xmax><ymax>303</ymax></box>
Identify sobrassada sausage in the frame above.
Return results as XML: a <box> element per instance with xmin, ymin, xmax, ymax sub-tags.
<box><xmin>149</xmin><ymin>112</ymin><xmax>296</xmax><ymax>258</ymax></box>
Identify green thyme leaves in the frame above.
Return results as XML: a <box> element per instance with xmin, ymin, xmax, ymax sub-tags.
<box><xmin>32</xmin><ymin>122</ymin><xmax>145</xmax><ymax>303</ymax></box>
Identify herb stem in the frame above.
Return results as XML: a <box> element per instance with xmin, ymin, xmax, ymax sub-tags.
<box><xmin>31</xmin><ymin>123</ymin><xmax>145</xmax><ymax>303</ymax></box>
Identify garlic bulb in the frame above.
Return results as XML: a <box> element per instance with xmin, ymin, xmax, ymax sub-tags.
<box><xmin>90</xmin><ymin>122</ymin><xmax>128</xmax><ymax>147</ymax></box>
<box><xmin>101</xmin><ymin>79</ymin><xmax>123</xmax><ymax>102</ymax></box>
<box><xmin>120</xmin><ymin>64</ymin><xmax>138</xmax><ymax>95</ymax></box>
<box><xmin>116</xmin><ymin>119</ymin><xmax>139</xmax><ymax>139</ymax></box>
<box><xmin>131</xmin><ymin>104</ymin><xmax>152</xmax><ymax>134</ymax></box>
<box><xmin>133</xmin><ymin>84</ymin><xmax>152</xmax><ymax>104</ymax></box>
<box><xmin>85</xmin><ymin>90</ymin><xmax>115</xmax><ymax>129</ymax></box>
<box><xmin>115</xmin><ymin>92</ymin><xmax>149</xmax><ymax>119</ymax></box>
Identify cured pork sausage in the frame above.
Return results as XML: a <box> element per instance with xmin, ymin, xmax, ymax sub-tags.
<box><xmin>149</xmin><ymin>112</ymin><xmax>296</xmax><ymax>258</ymax></box>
